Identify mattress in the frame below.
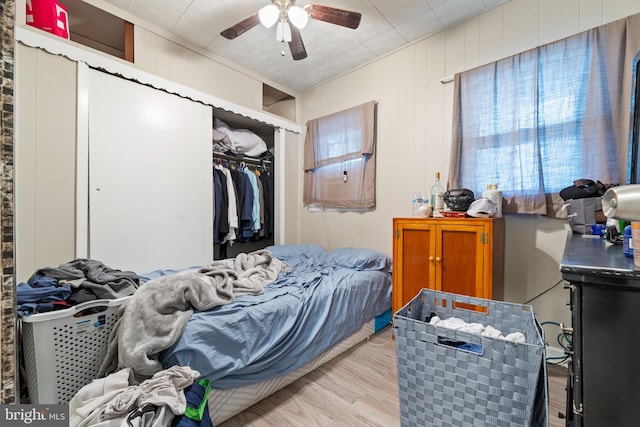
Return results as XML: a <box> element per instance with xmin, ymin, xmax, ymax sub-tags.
<box><xmin>209</xmin><ymin>318</ymin><xmax>378</xmax><ymax>425</ymax></box>
<box><xmin>161</xmin><ymin>245</ymin><xmax>393</xmax><ymax>389</ymax></box>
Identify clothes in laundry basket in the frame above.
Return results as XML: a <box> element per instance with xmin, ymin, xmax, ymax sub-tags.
<box><xmin>429</xmin><ymin>315</ymin><xmax>526</xmax><ymax>343</ymax></box>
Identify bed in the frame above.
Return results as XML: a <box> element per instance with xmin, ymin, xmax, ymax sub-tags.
<box><xmin>95</xmin><ymin>243</ymin><xmax>393</xmax><ymax>425</ymax></box>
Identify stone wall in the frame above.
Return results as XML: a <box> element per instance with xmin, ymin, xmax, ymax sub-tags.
<box><xmin>0</xmin><ymin>0</ymin><xmax>15</xmax><ymax>404</ymax></box>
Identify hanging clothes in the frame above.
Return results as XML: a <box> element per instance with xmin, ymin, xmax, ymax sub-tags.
<box><xmin>212</xmin><ymin>154</ymin><xmax>274</xmax><ymax>249</ymax></box>
<box><xmin>213</xmin><ymin>169</ymin><xmax>229</xmax><ymax>245</ymax></box>
<box><xmin>215</xmin><ymin>164</ymin><xmax>238</xmax><ymax>245</ymax></box>
<box><xmin>229</xmin><ymin>166</ymin><xmax>253</xmax><ymax>242</ymax></box>
<box><xmin>259</xmin><ymin>171</ymin><xmax>274</xmax><ymax>239</ymax></box>
<box><xmin>242</xmin><ymin>165</ymin><xmax>261</xmax><ymax>234</ymax></box>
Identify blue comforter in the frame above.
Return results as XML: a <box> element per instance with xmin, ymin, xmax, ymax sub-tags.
<box><xmin>160</xmin><ymin>244</ymin><xmax>392</xmax><ymax>389</ymax></box>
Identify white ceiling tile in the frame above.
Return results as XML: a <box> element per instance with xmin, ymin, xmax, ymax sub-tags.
<box><xmin>426</xmin><ymin>0</ymin><xmax>448</xmax><ymax>7</ymax></box>
<box><xmin>97</xmin><ymin>0</ymin><xmax>514</xmax><ymax>93</ymax></box>
<box><xmin>395</xmin><ymin>9</ymin><xmax>443</xmax><ymax>42</ymax></box>
<box><xmin>432</xmin><ymin>0</ymin><xmax>486</xmax><ymax>26</ymax></box>
<box><xmin>363</xmin><ymin>27</ymin><xmax>408</xmax><ymax>55</ymax></box>
<box><xmin>375</xmin><ymin>0</ymin><xmax>431</xmax><ymax>27</ymax></box>
<box><xmin>126</xmin><ymin>0</ymin><xmax>194</xmax><ymax>30</ymax></box>
<box><xmin>102</xmin><ymin>0</ymin><xmax>131</xmax><ymax>10</ymax></box>
<box><xmin>484</xmin><ymin>0</ymin><xmax>511</xmax><ymax>7</ymax></box>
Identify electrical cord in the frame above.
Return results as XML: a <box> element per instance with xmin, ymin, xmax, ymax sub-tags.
<box><xmin>524</xmin><ymin>279</ymin><xmax>566</xmax><ymax>304</ymax></box>
<box><xmin>527</xmin><ymin>278</ymin><xmax>574</xmax><ymax>365</ymax></box>
<box><xmin>540</xmin><ymin>320</ymin><xmax>572</xmax><ymax>365</ymax></box>
<box><xmin>526</xmin><ymin>281</ymin><xmax>573</xmax><ymax>363</ymax></box>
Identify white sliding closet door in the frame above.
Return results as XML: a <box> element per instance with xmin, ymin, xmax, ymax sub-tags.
<box><xmin>88</xmin><ymin>70</ymin><xmax>213</xmax><ymax>273</ymax></box>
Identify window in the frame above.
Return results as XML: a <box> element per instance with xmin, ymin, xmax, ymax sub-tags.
<box><xmin>449</xmin><ymin>15</ymin><xmax>640</xmax><ymax>216</ymax></box>
<box><xmin>627</xmin><ymin>56</ymin><xmax>640</xmax><ymax>184</ymax></box>
<box><xmin>303</xmin><ymin>101</ymin><xmax>377</xmax><ymax>209</ymax></box>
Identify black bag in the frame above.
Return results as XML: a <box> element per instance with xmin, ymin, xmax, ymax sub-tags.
<box><xmin>443</xmin><ymin>188</ymin><xmax>475</xmax><ymax>211</ymax></box>
<box><xmin>559</xmin><ymin>179</ymin><xmax>611</xmax><ymax>200</ymax></box>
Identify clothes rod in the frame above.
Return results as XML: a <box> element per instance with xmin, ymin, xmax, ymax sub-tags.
<box><xmin>213</xmin><ymin>152</ymin><xmax>272</xmax><ymax>165</ymax></box>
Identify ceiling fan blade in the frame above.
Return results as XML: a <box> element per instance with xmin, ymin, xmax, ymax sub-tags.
<box><xmin>303</xmin><ymin>3</ymin><xmax>362</xmax><ymax>29</ymax></box>
<box><xmin>220</xmin><ymin>13</ymin><xmax>260</xmax><ymax>39</ymax></box>
<box><xmin>288</xmin><ymin>24</ymin><xmax>308</xmax><ymax>60</ymax></box>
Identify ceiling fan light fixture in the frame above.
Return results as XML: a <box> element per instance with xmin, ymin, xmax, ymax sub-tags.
<box><xmin>276</xmin><ymin>20</ymin><xmax>292</xmax><ymax>42</ymax></box>
<box><xmin>258</xmin><ymin>4</ymin><xmax>279</xmax><ymax>28</ymax></box>
<box><xmin>287</xmin><ymin>6</ymin><xmax>309</xmax><ymax>29</ymax></box>
<box><xmin>221</xmin><ymin>2</ymin><xmax>361</xmax><ymax>60</ymax></box>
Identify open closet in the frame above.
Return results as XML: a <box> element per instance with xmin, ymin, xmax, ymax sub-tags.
<box><xmin>212</xmin><ymin>109</ymin><xmax>276</xmax><ymax>260</ymax></box>
<box><xmin>15</xmin><ymin>27</ymin><xmax>300</xmax><ymax>282</ymax></box>
<box><xmin>87</xmin><ymin>69</ymin><xmax>279</xmax><ymax>270</ymax></box>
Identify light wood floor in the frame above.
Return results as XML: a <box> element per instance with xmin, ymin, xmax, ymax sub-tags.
<box><xmin>218</xmin><ymin>326</ymin><xmax>569</xmax><ymax>427</ymax></box>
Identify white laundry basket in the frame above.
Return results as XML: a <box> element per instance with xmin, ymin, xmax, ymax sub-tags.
<box><xmin>20</xmin><ymin>297</ymin><xmax>129</xmax><ymax>404</ymax></box>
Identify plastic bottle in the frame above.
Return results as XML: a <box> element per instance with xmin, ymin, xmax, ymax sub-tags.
<box><xmin>412</xmin><ymin>191</ymin><xmax>423</xmax><ymax>216</ymax></box>
<box><xmin>624</xmin><ymin>225</ymin><xmax>633</xmax><ymax>257</ymax></box>
<box><xmin>482</xmin><ymin>184</ymin><xmax>503</xmax><ymax>217</ymax></box>
<box><xmin>430</xmin><ymin>172</ymin><xmax>445</xmax><ymax>214</ymax></box>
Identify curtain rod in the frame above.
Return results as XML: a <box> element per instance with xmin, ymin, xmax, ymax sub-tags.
<box><xmin>440</xmin><ymin>75</ymin><xmax>454</xmax><ymax>84</ymax></box>
<box><xmin>304</xmin><ymin>100</ymin><xmax>379</xmax><ymax>126</ymax></box>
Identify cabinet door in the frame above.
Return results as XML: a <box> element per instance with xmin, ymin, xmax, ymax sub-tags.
<box><xmin>393</xmin><ymin>222</ymin><xmax>435</xmax><ymax>313</ymax></box>
<box><xmin>437</xmin><ymin>224</ymin><xmax>486</xmax><ymax>298</ymax></box>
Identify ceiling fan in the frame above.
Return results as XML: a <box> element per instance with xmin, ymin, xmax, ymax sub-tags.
<box><xmin>220</xmin><ymin>0</ymin><xmax>362</xmax><ymax>60</ymax></box>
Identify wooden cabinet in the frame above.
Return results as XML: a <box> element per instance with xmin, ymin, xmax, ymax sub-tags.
<box><xmin>392</xmin><ymin>217</ymin><xmax>504</xmax><ymax>313</ymax></box>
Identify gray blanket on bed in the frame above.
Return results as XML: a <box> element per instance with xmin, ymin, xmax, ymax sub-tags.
<box><xmin>98</xmin><ymin>250</ymin><xmax>287</xmax><ymax>382</ymax></box>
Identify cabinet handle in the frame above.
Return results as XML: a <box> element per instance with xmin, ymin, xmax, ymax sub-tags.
<box><xmin>429</xmin><ymin>256</ymin><xmax>434</xmax><ymax>261</ymax></box>
<box><xmin>435</xmin><ymin>257</ymin><xmax>441</xmax><ymax>262</ymax></box>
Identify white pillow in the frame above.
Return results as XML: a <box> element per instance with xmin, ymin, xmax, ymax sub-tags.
<box><xmin>214</xmin><ymin>118</ymin><xmax>268</xmax><ymax>157</ymax></box>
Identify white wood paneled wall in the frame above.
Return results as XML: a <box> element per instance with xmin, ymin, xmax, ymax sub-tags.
<box><xmin>298</xmin><ymin>0</ymin><xmax>640</xmax><ymax>332</ymax></box>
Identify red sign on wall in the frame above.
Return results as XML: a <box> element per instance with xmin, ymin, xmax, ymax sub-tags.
<box><xmin>26</xmin><ymin>0</ymin><xmax>70</xmax><ymax>40</ymax></box>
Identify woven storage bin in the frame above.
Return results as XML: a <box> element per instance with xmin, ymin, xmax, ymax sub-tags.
<box><xmin>20</xmin><ymin>297</ymin><xmax>129</xmax><ymax>404</ymax></box>
<box><xmin>393</xmin><ymin>290</ymin><xmax>547</xmax><ymax>427</ymax></box>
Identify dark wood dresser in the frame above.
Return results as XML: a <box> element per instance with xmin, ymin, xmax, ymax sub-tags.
<box><xmin>560</xmin><ymin>233</ymin><xmax>640</xmax><ymax>427</ymax></box>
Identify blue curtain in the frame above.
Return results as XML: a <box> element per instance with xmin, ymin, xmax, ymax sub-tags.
<box><xmin>449</xmin><ymin>13</ymin><xmax>640</xmax><ymax>216</ymax></box>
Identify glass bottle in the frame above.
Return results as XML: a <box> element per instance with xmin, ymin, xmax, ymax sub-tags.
<box><xmin>430</xmin><ymin>172</ymin><xmax>445</xmax><ymax>213</ymax></box>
